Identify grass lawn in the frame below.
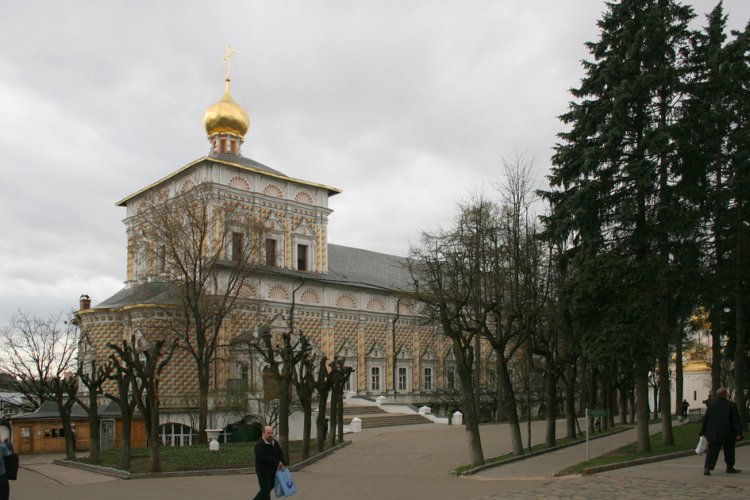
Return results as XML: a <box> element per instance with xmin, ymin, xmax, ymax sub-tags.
<box><xmin>453</xmin><ymin>425</ymin><xmax>625</xmax><ymax>475</ymax></box>
<box><xmin>558</xmin><ymin>422</ymin><xmax>701</xmax><ymax>475</ymax></box>
<box><xmin>78</xmin><ymin>438</ymin><xmax>330</xmax><ymax>474</ymax></box>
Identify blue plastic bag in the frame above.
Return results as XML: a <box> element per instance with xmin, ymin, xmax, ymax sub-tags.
<box><xmin>274</xmin><ymin>472</ymin><xmax>284</xmax><ymax>497</ymax></box>
<box><xmin>275</xmin><ymin>468</ymin><xmax>298</xmax><ymax>497</ymax></box>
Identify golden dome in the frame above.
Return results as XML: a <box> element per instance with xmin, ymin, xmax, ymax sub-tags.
<box><xmin>203</xmin><ymin>79</ymin><xmax>249</xmax><ymax>137</ymax></box>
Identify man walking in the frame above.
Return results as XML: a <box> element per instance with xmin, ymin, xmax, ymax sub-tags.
<box><xmin>700</xmin><ymin>387</ymin><xmax>743</xmax><ymax>475</ymax></box>
<box><xmin>254</xmin><ymin>425</ymin><xmax>285</xmax><ymax>500</ymax></box>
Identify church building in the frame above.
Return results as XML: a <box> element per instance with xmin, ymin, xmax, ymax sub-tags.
<box><xmin>75</xmin><ymin>57</ymin><xmax>454</xmax><ymax>444</ymax></box>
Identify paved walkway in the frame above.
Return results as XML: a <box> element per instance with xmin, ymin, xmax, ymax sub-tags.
<box><xmin>473</xmin><ymin>423</ymin><xmax>662</xmax><ymax>480</ymax></box>
<box><xmin>10</xmin><ymin>421</ymin><xmax>750</xmax><ymax>499</ymax></box>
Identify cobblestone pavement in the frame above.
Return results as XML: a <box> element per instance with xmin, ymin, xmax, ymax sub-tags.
<box><xmin>473</xmin><ymin>444</ymin><xmax>750</xmax><ymax>499</ymax></box>
<box><xmin>475</xmin><ymin>476</ymin><xmax>747</xmax><ymax>500</ymax></box>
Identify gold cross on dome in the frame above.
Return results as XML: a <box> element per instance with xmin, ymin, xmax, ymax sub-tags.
<box><xmin>224</xmin><ymin>44</ymin><xmax>236</xmax><ymax>80</ymax></box>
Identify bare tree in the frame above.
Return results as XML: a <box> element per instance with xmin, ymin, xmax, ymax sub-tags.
<box><xmin>254</xmin><ymin>325</ymin><xmax>311</xmax><ymax>465</ymax></box>
<box><xmin>136</xmin><ymin>184</ymin><xmax>266</xmax><ymax>443</ymax></box>
<box><xmin>409</xmin><ymin>208</ymin><xmax>488</xmax><ymax>467</ymax></box>
<box><xmin>109</xmin><ymin>336</ymin><xmax>178</xmax><ymax>473</ymax></box>
<box><xmin>1</xmin><ymin>312</ymin><xmax>79</xmax><ymax>459</ymax></box>
<box><xmin>313</xmin><ymin>356</ymin><xmax>332</xmax><ymax>454</ymax></box>
<box><xmin>292</xmin><ymin>349</ymin><xmax>317</xmax><ymax>459</ymax></box>
<box><xmin>103</xmin><ymin>341</ymin><xmax>140</xmax><ymax>470</ymax></box>
<box><xmin>75</xmin><ymin>337</ymin><xmax>113</xmax><ymax>464</ymax></box>
<box><xmin>327</xmin><ymin>357</ymin><xmax>352</xmax><ymax>447</ymax></box>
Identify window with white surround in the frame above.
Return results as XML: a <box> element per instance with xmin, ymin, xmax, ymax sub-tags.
<box><xmin>398</xmin><ymin>367</ymin><xmax>407</xmax><ymax>391</ymax></box>
<box><xmin>265</xmin><ymin>239</ymin><xmax>277</xmax><ymax>267</ymax></box>
<box><xmin>423</xmin><ymin>367</ymin><xmax>433</xmax><ymax>391</ymax></box>
<box><xmin>160</xmin><ymin>423</ymin><xmax>196</xmax><ymax>447</ymax></box>
<box><xmin>297</xmin><ymin>244</ymin><xmax>308</xmax><ymax>270</ymax></box>
<box><xmin>366</xmin><ymin>342</ymin><xmax>386</xmax><ymax>394</ymax></box>
<box><xmin>395</xmin><ymin>346</ymin><xmax>412</xmax><ymax>393</ymax></box>
<box><xmin>336</xmin><ymin>342</ymin><xmax>358</xmax><ymax>393</ymax></box>
<box><xmin>421</xmin><ymin>348</ymin><xmax>436</xmax><ymax>392</ymax></box>
<box><xmin>232</xmin><ymin>232</ymin><xmax>243</xmax><ymax>261</ymax></box>
<box><xmin>371</xmin><ymin>366</ymin><xmax>380</xmax><ymax>391</ymax></box>
<box><xmin>447</xmin><ymin>365</ymin><xmax>456</xmax><ymax>391</ymax></box>
<box><xmin>157</xmin><ymin>245</ymin><xmax>166</xmax><ymax>272</ymax></box>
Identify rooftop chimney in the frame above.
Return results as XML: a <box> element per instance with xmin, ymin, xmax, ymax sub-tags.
<box><xmin>79</xmin><ymin>294</ymin><xmax>91</xmax><ymax>310</ymax></box>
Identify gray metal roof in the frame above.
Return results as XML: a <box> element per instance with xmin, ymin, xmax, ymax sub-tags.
<box><xmin>209</xmin><ymin>153</ymin><xmax>287</xmax><ymax>177</ymax></box>
<box><xmin>326</xmin><ymin>244</ymin><xmax>411</xmax><ymax>291</ymax></box>
<box><xmin>11</xmin><ymin>400</ymin><xmax>125</xmax><ymax>421</ymax></box>
<box><xmin>95</xmin><ymin>281</ymin><xmax>180</xmax><ymax>309</ymax></box>
<box><xmin>11</xmin><ymin>401</ymin><xmax>88</xmax><ymax>421</ymax></box>
<box><xmin>92</xmin><ymin>243</ymin><xmax>413</xmax><ymax>311</ymax></box>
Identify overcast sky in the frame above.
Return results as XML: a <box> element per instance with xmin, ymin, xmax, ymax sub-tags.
<box><xmin>1</xmin><ymin>0</ymin><xmax>748</xmax><ymax>323</ymax></box>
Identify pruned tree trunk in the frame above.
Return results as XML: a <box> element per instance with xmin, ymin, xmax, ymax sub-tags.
<box><xmin>658</xmin><ymin>344</ymin><xmax>674</xmax><ymax>445</ymax></box>
<box><xmin>498</xmin><ymin>354</ymin><xmax>523</xmax><ymax>455</ymax></box>
<box><xmin>544</xmin><ymin>355</ymin><xmax>557</xmax><ymax>447</ymax></box>
<box><xmin>735</xmin><ymin>216</ymin><xmax>748</xmax><ymax>431</ymax></box>
<box><xmin>495</xmin><ymin>360</ymin><xmax>505</xmax><ymax>422</ymax></box>
<box><xmin>198</xmin><ymin>375</ymin><xmax>209</xmax><ymax>444</ymax></box>
<box><xmin>120</xmin><ymin>410</ymin><xmax>132</xmax><ymax>470</ymax></box>
<box><xmin>711</xmin><ymin>315</ymin><xmax>722</xmax><ymax>394</ymax></box>
<box><xmin>619</xmin><ymin>387</ymin><xmax>628</xmax><ymax>424</ymax></box>
<box><xmin>278</xmin><ymin>376</ymin><xmax>291</xmax><ymax>465</ymax></box>
<box><xmin>87</xmin><ymin>389</ymin><xmax>101</xmax><ymax>464</ymax></box>
<box><xmin>674</xmin><ymin>331</ymin><xmax>683</xmax><ymax>418</ymax></box>
<box><xmin>564</xmin><ymin>362</ymin><xmax>577</xmax><ymax>439</ymax></box>
<box><xmin>300</xmin><ymin>398</ymin><xmax>312</xmax><ymax>459</ymax></box>
<box><xmin>316</xmin><ymin>391</ymin><xmax>329</xmax><ymax>453</ymax></box>
<box><xmin>455</xmin><ymin>342</ymin><xmax>483</xmax><ymax>466</ymax></box>
<box><xmin>336</xmin><ymin>390</ymin><xmax>344</xmax><ymax>443</ymax></box>
<box><xmin>635</xmin><ymin>359</ymin><xmax>651</xmax><ymax>453</ymax></box>
<box><xmin>328</xmin><ymin>388</ymin><xmax>338</xmax><ymax>448</ymax></box>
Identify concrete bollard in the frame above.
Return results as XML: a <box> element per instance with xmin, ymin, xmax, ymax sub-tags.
<box><xmin>375</xmin><ymin>395</ymin><xmax>388</xmax><ymax>406</ymax></box>
<box><xmin>418</xmin><ymin>406</ymin><xmax>432</xmax><ymax>416</ymax></box>
<box><xmin>452</xmin><ymin>411</ymin><xmax>463</xmax><ymax>426</ymax></box>
<box><xmin>350</xmin><ymin>417</ymin><xmax>362</xmax><ymax>433</ymax></box>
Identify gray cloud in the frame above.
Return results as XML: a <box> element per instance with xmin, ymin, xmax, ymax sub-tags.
<box><xmin>1</xmin><ymin>0</ymin><xmax>747</xmax><ymax>322</ymax></box>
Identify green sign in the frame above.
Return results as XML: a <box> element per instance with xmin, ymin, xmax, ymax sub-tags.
<box><xmin>588</xmin><ymin>409</ymin><xmax>607</xmax><ymax>417</ymax></box>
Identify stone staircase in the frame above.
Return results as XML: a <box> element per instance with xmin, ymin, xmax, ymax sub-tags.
<box><xmin>342</xmin><ymin>405</ymin><xmax>433</xmax><ymax>429</ymax></box>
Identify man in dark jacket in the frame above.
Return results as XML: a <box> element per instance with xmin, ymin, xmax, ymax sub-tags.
<box><xmin>254</xmin><ymin>425</ymin><xmax>285</xmax><ymax>500</ymax></box>
<box><xmin>700</xmin><ymin>387</ymin><xmax>743</xmax><ymax>475</ymax></box>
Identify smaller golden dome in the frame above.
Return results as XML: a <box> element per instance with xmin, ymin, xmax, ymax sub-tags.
<box><xmin>203</xmin><ymin>80</ymin><xmax>249</xmax><ymax>137</ymax></box>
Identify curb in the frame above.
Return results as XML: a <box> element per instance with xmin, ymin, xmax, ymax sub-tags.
<box><xmin>290</xmin><ymin>440</ymin><xmax>352</xmax><ymax>472</ymax></box>
<box><xmin>453</xmin><ymin>427</ymin><xmax>631</xmax><ymax>476</ymax></box>
<box><xmin>579</xmin><ymin>439</ymin><xmax>750</xmax><ymax>475</ymax></box>
<box><xmin>54</xmin><ymin>439</ymin><xmax>353</xmax><ymax>480</ymax></box>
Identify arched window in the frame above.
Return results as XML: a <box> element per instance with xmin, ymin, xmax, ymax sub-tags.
<box><xmin>159</xmin><ymin>422</ymin><xmax>196</xmax><ymax>447</ymax></box>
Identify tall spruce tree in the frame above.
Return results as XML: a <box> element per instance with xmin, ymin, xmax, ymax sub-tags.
<box><xmin>724</xmin><ymin>21</ymin><xmax>750</xmax><ymax>429</ymax></box>
<box><xmin>543</xmin><ymin>0</ymin><xmax>696</xmax><ymax>451</ymax></box>
<box><xmin>681</xmin><ymin>2</ymin><xmax>731</xmax><ymax>395</ymax></box>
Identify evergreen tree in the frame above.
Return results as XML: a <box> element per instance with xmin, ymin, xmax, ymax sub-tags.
<box><xmin>723</xmin><ymin>21</ymin><xmax>750</xmax><ymax>429</ymax></box>
<box><xmin>681</xmin><ymin>1</ymin><xmax>731</xmax><ymax>395</ymax></box>
<box><xmin>543</xmin><ymin>0</ymin><xmax>696</xmax><ymax>451</ymax></box>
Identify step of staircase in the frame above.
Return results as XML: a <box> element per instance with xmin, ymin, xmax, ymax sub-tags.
<box><xmin>342</xmin><ymin>405</ymin><xmax>387</xmax><ymax>416</ymax></box>
<box><xmin>343</xmin><ymin>413</ymin><xmax>432</xmax><ymax>428</ymax></box>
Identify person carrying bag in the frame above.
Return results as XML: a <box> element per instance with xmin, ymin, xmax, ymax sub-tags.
<box><xmin>254</xmin><ymin>426</ymin><xmax>286</xmax><ymax>500</ymax></box>
<box><xmin>275</xmin><ymin>467</ymin><xmax>298</xmax><ymax>497</ymax></box>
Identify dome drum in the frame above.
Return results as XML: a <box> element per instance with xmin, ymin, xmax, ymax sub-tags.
<box><xmin>210</xmin><ymin>133</ymin><xmax>243</xmax><ymax>156</ymax></box>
